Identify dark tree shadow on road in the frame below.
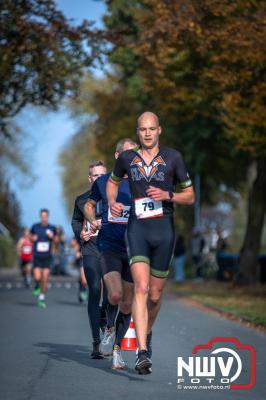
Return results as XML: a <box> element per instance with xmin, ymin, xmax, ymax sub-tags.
<box><xmin>35</xmin><ymin>342</ymin><xmax>146</xmax><ymax>382</ymax></box>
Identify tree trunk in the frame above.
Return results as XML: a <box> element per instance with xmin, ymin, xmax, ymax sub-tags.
<box><xmin>237</xmin><ymin>158</ymin><xmax>266</xmax><ymax>284</ymax></box>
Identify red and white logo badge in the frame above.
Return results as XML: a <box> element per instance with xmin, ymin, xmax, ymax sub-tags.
<box><xmin>177</xmin><ymin>337</ymin><xmax>256</xmax><ymax>390</ymax></box>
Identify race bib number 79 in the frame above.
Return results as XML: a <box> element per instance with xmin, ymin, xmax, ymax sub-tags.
<box><xmin>135</xmin><ymin>197</ymin><xmax>163</xmax><ymax>219</ymax></box>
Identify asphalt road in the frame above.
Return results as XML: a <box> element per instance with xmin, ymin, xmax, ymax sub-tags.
<box><xmin>0</xmin><ymin>274</ymin><xmax>265</xmax><ymax>400</ymax></box>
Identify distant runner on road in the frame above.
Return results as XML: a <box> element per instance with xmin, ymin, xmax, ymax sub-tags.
<box><xmin>31</xmin><ymin>209</ymin><xmax>57</xmax><ymax>308</ymax></box>
<box><xmin>17</xmin><ymin>228</ymin><xmax>33</xmax><ymax>288</ymax></box>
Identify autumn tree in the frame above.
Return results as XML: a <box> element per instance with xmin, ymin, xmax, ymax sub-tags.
<box><xmin>0</xmin><ymin>171</ymin><xmax>21</xmax><ymax>238</ymax></box>
<box><xmin>60</xmin><ymin>0</ymin><xmax>265</xmax><ymax>283</ymax></box>
<box><xmin>0</xmin><ymin>0</ymin><xmax>98</xmax><ymax>234</ymax></box>
<box><xmin>98</xmin><ymin>0</ymin><xmax>265</xmax><ymax>283</ymax></box>
<box><xmin>0</xmin><ymin>0</ymin><xmax>95</xmax><ymax>138</ymax></box>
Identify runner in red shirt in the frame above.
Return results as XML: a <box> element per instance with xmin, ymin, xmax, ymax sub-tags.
<box><xmin>17</xmin><ymin>228</ymin><xmax>33</xmax><ymax>288</ymax></box>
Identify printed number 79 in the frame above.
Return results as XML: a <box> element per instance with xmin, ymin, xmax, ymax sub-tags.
<box><xmin>142</xmin><ymin>201</ymin><xmax>155</xmax><ymax>211</ymax></box>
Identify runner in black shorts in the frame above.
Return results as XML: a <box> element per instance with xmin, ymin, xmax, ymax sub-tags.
<box><xmin>85</xmin><ymin>138</ymin><xmax>136</xmax><ymax>369</ymax></box>
<box><xmin>107</xmin><ymin>112</ymin><xmax>195</xmax><ymax>374</ymax></box>
<box><xmin>71</xmin><ymin>160</ymin><xmax>107</xmax><ymax>359</ymax></box>
<box><xmin>31</xmin><ymin>209</ymin><xmax>57</xmax><ymax>308</ymax></box>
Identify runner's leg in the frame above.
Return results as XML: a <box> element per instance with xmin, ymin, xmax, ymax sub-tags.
<box><xmin>33</xmin><ymin>267</ymin><xmax>41</xmax><ymax>294</ymax></box>
<box><xmin>104</xmin><ymin>271</ymin><xmax>121</xmax><ymax>328</ymax></box>
<box><xmin>147</xmin><ymin>276</ymin><xmax>167</xmax><ymax>333</ymax></box>
<box><xmin>100</xmin><ymin>282</ymin><xmax>108</xmax><ymax>332</ymax></box>
<box><xmin>41</xmin><ymin>268</ymin><xmax>50</xmax><ymax>294</ymax></box>
<box><xmin>83</xmin><ymin>255</ymin><xmax>102</xmax><ymax>345</ymax></box>
<box><xmin>114</xmin><ymin>280</ymin><xmax>134</xmax><ymax>346</ymax></box>
<box><xmin>78</xmin><ymin>266</ymin><xmax>87</xmax><ymax>303</ymax></box>
<box><xmin>130</xmin><ymin>262</ymin><xmax>150</xmax><ymax>351</ymax></box>
<box><xmin>25</xmin><ymin>263</ymin><xmax>32</xmax><ymax>286</ymax></box>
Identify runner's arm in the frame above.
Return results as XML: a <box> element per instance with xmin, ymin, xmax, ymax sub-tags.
<box><xmin>146</xmin><ymin>185</ymin><xmax>195</xmax><ymax>204</ymax></box>
<box><xmin>170</xmin><ymin>186</ymin><xmax>195</xmax><ymax>204</ymax></box>
<box><xmin>84</xmin><ymin>180</ymin><xmax>102</xmax><ymax>232</ymax></box>
<box><xmin>106</xmin><ymin>177</ymin><xmax>120</xmax><ymax>206</ymax></box>
<box><xmin>16</xmin><ymin>239</ymin><xmax>22</xmax><ymax>253</ymax></box>
<box><xmin>84</xmin><ymin>199</ymin><xmax>97</xmax><ymax>225</ymax></box>
<box><xmin>30</xmin><ymin>225</ymin><xmax>38</xmax><ymax>242</ymax></box>
<box><xmin>106</xmin><ymin>178</ymin><xmax>126</xmax><ymax>217</ymax></box>
<box><xmin>172</xmin><ymin>150</ymin><xmax>195</xmax><ymax>204</ymax></box>
<box><xmin>106</xmin><ymin>153</ymin><xmax>127</xmax><ymax>215</ymax></box>
<box><xmin>71</xmin><ymin>199</ymin><xmax>84</xmax><ymax>244</ymax></box>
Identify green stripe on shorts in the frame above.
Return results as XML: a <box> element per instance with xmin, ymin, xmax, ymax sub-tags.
<box><xmin>150</xmin><ymin>268</ymin><xmax>169</xmax><ymax>278</ymax></box>
<box><xmin>130</xmin><ymin>255</ymin><xmax>150</xmax><ymax>265</ymax></box>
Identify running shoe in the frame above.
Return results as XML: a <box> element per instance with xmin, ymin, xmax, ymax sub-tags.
<box><xmin>33</xmin><ymin>287</ymin><xmax>41</xmax><ymax>296</ymax></box>
<box><xmin>100</xmin><ymin>327</ymin><xmax>115</xmax><ymax>356</ymax></box>
<box><xmin>37</xmin><ymin>299</ymin><xmax>46</xmax><ymax>309</ymax></box>
<box><xmin>136</xmin><ymin>331</ymin><xmax>153</xmax><ymax>359</ymax></box>
<box><xmin>135</xmin><ymin>350</ymin><xmax>152</xmax><ymax>375</ymax></box>
<box><xmin>112</xmin><ymin>345</ymin><xmax>126</xmax><ymax>369</ymax></box>
<box><xmin>91</xmin><ymin>342</ymin><xmax>104</xmax><ymax>359</ymax></box>
<box><xmin>78</xmin><ymin>290</ymin><xmax>87</xmax><ymax>303</ymax></box>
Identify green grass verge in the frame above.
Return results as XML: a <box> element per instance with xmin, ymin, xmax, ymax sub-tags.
<box><xmin>170</xmin><ymin>281</ymin><xmax>266</xmax><ymax>328</ymax></box>
<box><xmin>0</xmin><ymin>235</ymin><xmax>17</xmax><ymax>268</ymax></box>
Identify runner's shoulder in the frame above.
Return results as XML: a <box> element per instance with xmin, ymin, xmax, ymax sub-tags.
<box><xmin>160</xmin><ymin>145</ymin><xmax>184</xmax><ymax>159</ymax></box>
<box><xmin>48</xmin><ymin>223</ymin><xmax>56</xmax><ymax>230</ymax></box>
<box><xmin>75</xmin><ymin>190</ymin><xmax>91</xmax><ymax>203</ymax></box>
<box><xmin>43</xmin><ymin>223</ymin><xmax>56</xmax><ymax>234</ymax></box>
<box><xmin>96</xmin><ymin>172</ymin><xmax>111</xmax><ymax>185</ymax></box>
<box><xmin>31</xmin><ymin>222</ymin><xmax>40</xmax><ymax>230</ymax></box>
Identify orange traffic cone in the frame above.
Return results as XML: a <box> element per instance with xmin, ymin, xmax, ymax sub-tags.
<box><xmin>121</xmin><ymin>318</ymin><xmax>137</xmax><ymax>351</ymax></box>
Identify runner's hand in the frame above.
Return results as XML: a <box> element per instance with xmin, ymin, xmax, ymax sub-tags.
<box><xmin>146</xmin><ymin>186</ymin><xmax>169</xmax><ymax>201</ymax></box>
<box><xmin>80</xmin><ymin>229</ymin><xmax>91</xmax><ymax>242</ymax></box>
<box><xmin>90</xmin><ymin>219</ymin><xmax>101</xmax><ymax>233</ymax></box>
<box><xmin>109</xmin><ymin>202</ymin><xmax>124</xmax><ymax>217</ymax></box>
<box><xmin>47</xmin><ymin>231</ymin><xmax>54</xmax><ymax>239</ymax></box>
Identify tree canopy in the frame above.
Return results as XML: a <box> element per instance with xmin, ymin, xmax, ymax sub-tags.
<box><xmin>0</xmin><ymin>0</ymin><xmax>95</xmax><ymax>138</ymax></box>
<box><xmin>60</xmin><ymin>0</ymin><xmax>266</xmax><ymax>282</ymax></box>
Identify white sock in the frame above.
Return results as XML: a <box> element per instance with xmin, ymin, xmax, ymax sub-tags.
<box><xmin>39</xmin><ymin>293</ymin><xmax>45</xmax><ymax>301</ymax></box>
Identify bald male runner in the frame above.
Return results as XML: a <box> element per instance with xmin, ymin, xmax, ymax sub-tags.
<box><xmin>107</xmin><ymin>112</ymin><xmax>195</xmax><ymax>374</ymax></box>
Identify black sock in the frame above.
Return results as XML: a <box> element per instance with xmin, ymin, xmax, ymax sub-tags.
<box><xmin>35</xmin><ymin>281</ymin><xmax>40</xmax><ymax>289</ymax></box>
<box><xmin>106</xmin><ymin>303</ymin><xmax>118</xmax><ymax>329</ymax></box>
<box><xmin>114</xmin><ymin>312</ymin><xmax>131</xmax><ymax>347</ymax></box>
<box><xmin>99</xmin><ymin>306</ymin><xmax>107</xmax><ymax>330</ymax></box>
